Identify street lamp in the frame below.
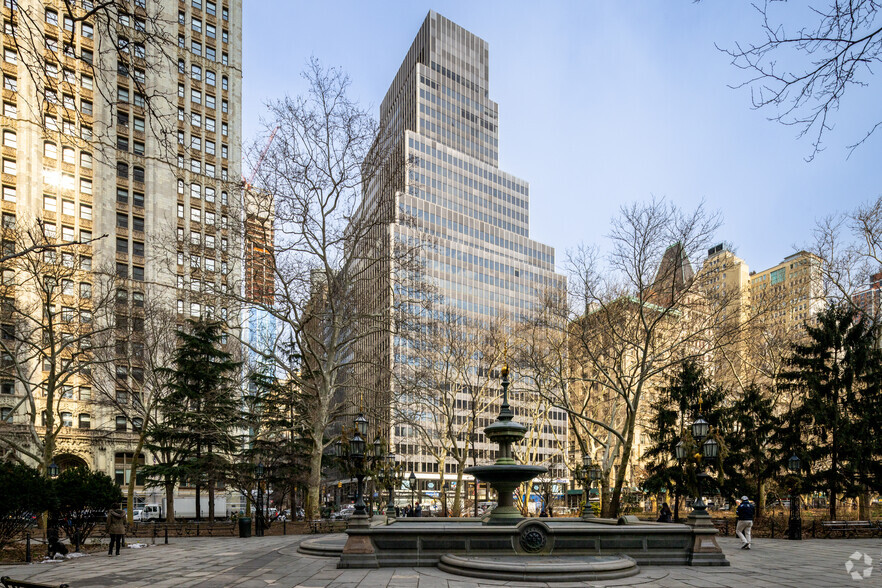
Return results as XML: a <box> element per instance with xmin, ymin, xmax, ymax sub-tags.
<box><xmin>787</xmin><ymin>454</ymin><xmax>802</xmax><ymax>540</ymax></box>
<box><xmin>579</xmin><ymin>454</ymin><xmax>601</xmax><ymax>520</ymax></box>
<box><xmin>335</xmin><ymin>414</ymin><xmax>386</xmax><ymax>523</ymax></box>
<box><xmin>675</xmin><ymin>416</ymin><xmax>718</xmax><ymax>517</ymax></box>
<box><xmin>408</xmin><ymin>471</ymin><xmax>417</xmax><ymax>512</ymax></box>
<box><xmin>47</xmin><ymin>462</ymin><xmax>59</xmax><ymax>478</ymax></box>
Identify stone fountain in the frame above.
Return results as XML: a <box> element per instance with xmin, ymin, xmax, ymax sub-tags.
<box><xmin>322</xmin><ymin>365</ymin><xmax>729</xmax><ymax>580</ymax></box>
<box><xmin>463</xmin><ymin>365</ymin><xmax>547</xmax><ymax>525</ymax></box>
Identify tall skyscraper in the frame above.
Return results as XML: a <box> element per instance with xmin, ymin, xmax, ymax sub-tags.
<box><xmin>353</xmin><ymin>12</ymin><xmax>567</xmax><ymax>507</ymax></box>
<box><xmin>0</xmin><ymin>0</ymin><xmax>241</xmax><ymax>486</ymax></box>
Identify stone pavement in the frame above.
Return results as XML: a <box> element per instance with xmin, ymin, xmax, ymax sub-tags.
<box><xmin>1</xmin><ymin>535</ymin><xmax>880</xmax><ymax>587</ymax></box>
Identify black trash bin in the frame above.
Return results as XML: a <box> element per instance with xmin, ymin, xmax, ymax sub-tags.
<box><xmin>238</xmin><ymin>517</ymin><xmax>252</xmax><ymax>538</ymax></box>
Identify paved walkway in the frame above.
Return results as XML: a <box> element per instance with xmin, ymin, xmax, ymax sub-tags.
<box><xmin>1</xmin><ymin>535</ymin><xmax>880</xmax><ymax>587</ymax></box>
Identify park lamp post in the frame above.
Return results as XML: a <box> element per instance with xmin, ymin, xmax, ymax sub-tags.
<box><xmin>787</xmin><ymin>453</ymin><xmax>802</xmax><ymax>541</ymax></box>
<box><xmin>333</xmin><ymin>412</ymin><xmax>387</xmax><ymax>524</ymax></box>
<box><xmin>408</xmin><ymin>470</ymin><xmax>417</xmax><ymax>511</ymax></box>
<box><xmin>47</xmin><ymin>462</ymin><xmax>59</xmax><ymax>478</ymax></box>
<box><xmin>579</xmin><ymin>454</ymin><xmax>602</xmax><ymax>520</ymax></box>
<box><xmin>675</xmin><ymin>416</ymin><xmax>719</xmax><ymax>518</ymax></box>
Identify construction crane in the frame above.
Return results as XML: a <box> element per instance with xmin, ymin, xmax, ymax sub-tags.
<box><xmin>243</xmin><ymin>125</ymin><xmax>279</xmax><ymax>190</ymax></box>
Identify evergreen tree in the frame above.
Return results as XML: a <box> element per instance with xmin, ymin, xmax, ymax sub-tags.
<box><xmin>142</xmin><ymin>319</ymin><xmax>241</xmax><ymax>521</ymax></box>
<box><xmin>642</xmin><ymin>360</ymin><xmax>727</xmax><ymax>521</ymax></box>
<box><xmin>779</xmin><ymin>303</ymin><xmax>882</xmax><ymax>520</ymax></box>
<box><xmin>723</xmin><ymin>384</ymin><xmax>778</xmax><ymax>518</ymax></box>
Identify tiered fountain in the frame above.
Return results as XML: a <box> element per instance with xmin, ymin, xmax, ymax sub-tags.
<box><xmin>327</xmin><ymin>365</ymin><xmax>728</xmax><ymax>579</ymax></box>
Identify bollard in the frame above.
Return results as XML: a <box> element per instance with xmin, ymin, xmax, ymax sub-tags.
<box><xmin>26</xmin><ymin>531</ymin><xmax>31</xmax><ymax>563</ymax></box>
<box><xmin>283</xmin><ymin>521</ymin><xmax>286</xmax><ymax>536</ymax></box>
<box><xmin>770</xmin><ymin>518</ymin><xmax>775</xmax><ymax>538</ymax></box>
<box><xmin>812</xmin><ymin>519</ymin><xmax>817</xmax><ymax>538</ymax></box>
<box><xmin>152</xmin><ymin>524</ymin><xmax>156</xmax><ymax>545</ymax></box>
<box><xmin>196</xmin><ymin>522</ymin><xmax>200</xmax><ymax>537</ymax></box>
<box><xmin>164</xmin><ymin>526</ymin><xmax>168</xmax><ymax>544</ymax></box>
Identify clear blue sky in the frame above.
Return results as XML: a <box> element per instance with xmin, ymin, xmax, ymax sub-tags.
<box><xmin>243</xmin><ymin>1</ymin><xmax>882</xmax><ymax>272</ymax></box>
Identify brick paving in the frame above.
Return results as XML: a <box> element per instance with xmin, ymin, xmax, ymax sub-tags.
<box><xmin>1</xmin><ymin>535</ymin><xmax>880</xmax><ymax>587</ymax></box>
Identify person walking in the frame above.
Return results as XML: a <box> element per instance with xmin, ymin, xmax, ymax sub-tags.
<box><xmin>657</xmin><ymin>502</ymin><xmax>673</xmax><ymax>523</ymax></box>
<box><xmin>735</xmin><ymin>496</ymin><xmax>755</xmax><ymax>549</ymax></box>
<box><xmin>106</xmin><ymin>507</ymin><xmax>127</xmax><ymax>556</ymax></box>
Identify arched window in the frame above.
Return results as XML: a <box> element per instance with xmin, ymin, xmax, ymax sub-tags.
<box><xmin>177</xmin><ymin>178</ymin><xmax>185</xmax><ymax>194</ymax></box>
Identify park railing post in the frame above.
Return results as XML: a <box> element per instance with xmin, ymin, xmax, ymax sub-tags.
<box><xmin>164</xmin><ymin>526</ymin><xmax>168</xmax><ymax>544</ymax></box>
<box><xmin>283</xmin><ymin>520</ymin><xmax>286</xmax><ymax>535</ymax></box>
<box><xmin>26</xmin><ymin>531</ymin><xmax>31</xmax><ymax>563</ymax></box>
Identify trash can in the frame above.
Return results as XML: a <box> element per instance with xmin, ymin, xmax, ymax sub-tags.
<box><xmin>238</xmin><ymin>517</ymin><xmax>252</xmax><ymax>538</ymax></box>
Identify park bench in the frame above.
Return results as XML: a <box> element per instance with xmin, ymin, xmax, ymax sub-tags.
<box><xmin>1</xmin><ymin>577</ymin><xmax>69</xmax><ymax>588</ymax></box>
<box><xmin>308</xmin><ymin>520</ymin><xmax>347</xmax><ymax>534</ymax></box>
<box><xmin>820</xmin><ymin>520</ymin><xmax>876</xmax><ymax>538</ymax></box>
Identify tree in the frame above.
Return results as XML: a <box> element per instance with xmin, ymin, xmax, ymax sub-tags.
<box><xmin>142</xmin><ymin>319</ymin><xmax>240</xmax><ymax>522</ymax></box>
<box><xmin>0</xmin><ymin>463</ymin><xmax>50</xmax><ymax>548</ymax></box>
<box><xmin>50</xmin><ymin>466</ymin><xmax>122</xmax><ymax>552</ymax></box>
<box><xmin>0</xmin><ymin>220</ymin><xmax>117</xmax><ymax>474</ymax></box>
<box><xmin>238</xmin><ymin>59</ymin><xmax>422</xmax><ymax>520</ymax></box>
<box><xmin>642</xmin><ymin>360</ymin><xmax>728</xmax><ymax>521</ymax></box>
<box><xmin>393</xmin><ymin>307</ymin><xmax>507</xmax><ymax>516</ymax></box>
<box><xmin>564</xmin><ymin>199</ymin><xmax>749</xmax><ymax>517</ymax></box>
<box><xmin>722</xmin><ymin>1</ymin><xmax>882</xmax><ymax>159</ymax></box>
<box><xmin>87</xmin><ymin>287</ymin><xmax>178</xmax><ymax>523</ymax></box>
<box><xmin>810</xmin><ymin>195</ymin><xmax>882</xmax><ymax>328</ymax></box>
<box><xmin>723</xmin><ymin>384</ymin><xmax>778</xmax><ymax>518</ymax></box>
<box><xmin>779</xmin><ymin>302</ymin><xmax>882</xmax><ymax>519</ymax></box>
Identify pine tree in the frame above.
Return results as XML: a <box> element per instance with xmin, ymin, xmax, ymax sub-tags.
<box><xmin>142</xmin><ymin>319</ymin><xmax>241</xmax><ymax>521</ymax></box>
<box><xmin>780</xmin><ymin>303</ymin><xmax>882</xmax><ymax>520</ymax></box>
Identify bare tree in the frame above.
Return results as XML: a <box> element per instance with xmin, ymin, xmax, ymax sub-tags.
<box><xmin>0</xmin><ymin>219</ymin><xmax>117</xmax><ymax>474</ymax></box>
<box><xmin>810</xmin><ymin>195</ymin><xmax>882</xmax><ymax>325</ymax></box>
<box><xmin>562</xmin><ymin>198</ymin><xmax>755</xmax><ymax>517</ymax></box>
<box><xmin>87</xmin><ymin>285</ymin><xmax>177</xmax><ymax>522</ymax></box>
<box><xmin>236</xmin><ymin>59</ymin><xmax>423</xmax><ymax>520</ymax></box>
<box><xmin>721</xmin><ymin>0</ymin><xmax>882</xmax><ymax>159</ymax></box>
<box><xmin>393</xmin><ymin>306</ymin><xmax>507</xmax><ymax>516</ymax></box>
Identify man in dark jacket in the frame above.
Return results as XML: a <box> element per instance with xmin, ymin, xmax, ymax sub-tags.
<box><xmin>106</xmin><ymin>508</ymin><xmax>127</xmax><ymax>556</ymax></box>
<box><xmin>735</xmin><ymin>496</ymin><xmax>755</xmax><ymax>550</ymax></box>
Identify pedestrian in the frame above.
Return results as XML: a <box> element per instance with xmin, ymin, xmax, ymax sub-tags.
<box><xmin>106</xmin><ymin>507</ymin><xmax>127</xmax><ymax>556</ymax></box>
<box><xmin>735</xmin><ymin>496</ymin><xmax>755</xmax><ymax>550</ymax></box>
<box><xmin>657</xmin><ymin>502</ymin><xmax>672</xmax><ymax>523</ymax></box>
<box><xmin>414</xmin><ymin>502</ymin><xmax>422</xmax><ymax>518</ymax></box>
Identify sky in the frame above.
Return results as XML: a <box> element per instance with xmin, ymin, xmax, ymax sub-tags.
<box><xmin>242</xmin><ymin>1</ymin><xmax>882</xmax><ymax>273</ymax></box>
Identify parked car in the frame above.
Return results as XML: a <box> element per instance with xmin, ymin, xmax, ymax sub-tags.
<box><xmin>332</xmin><ymin>506</ymin><xmax>356</xmax><ymax>520</ymax></box>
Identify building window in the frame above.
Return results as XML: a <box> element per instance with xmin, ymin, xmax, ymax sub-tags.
<box><xmin>61</xmin><ymin>412</ymin><xmax>73</xmax><ymax>427</ymax></box>
<box><xmin>132</xmin><ymin>266</ymin><xmax>144</xmax><ymax>281</ymax></box>
<box><xmin>133</xmin><ymin>167</ymin><xmax>145</xmax><ymax>182</ymax></box>
<box><xmin>79</xmin><ymin>413</ymin><xmax>91</xmax><ymax>429</ymax></box>
<box><xmin>1</xmin><ymin>381</ymin><xmax>14</xmax><ymax>395</ymax></box>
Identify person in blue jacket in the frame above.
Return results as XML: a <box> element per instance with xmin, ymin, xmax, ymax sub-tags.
<box><xmin>736</xmin><ymin>496</ymin><xmax>755</xmax><ymax>549</ymax></box>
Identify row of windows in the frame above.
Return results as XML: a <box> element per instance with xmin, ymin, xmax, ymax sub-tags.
<box><xmin>178</xmin><ymin>109</ymin><xmax>227</xmax><ymax>135</ymax></box>
<box><xmin>176</xmin><ymin>204</ymin><xmax>228</xmax><ymax>228</ymax></box>
<box><xmin>177</xmin><ymin>84</ymin><xmax>229</xmax><ymax>112</ymax></box>
<box><xmin>176</xmin><ymin>228</ymin><xmax>227</xmax><ymax>251</ymax></box>
<box><xmin>42</xmin><ymin>196</ymin><xmax>92</xmax><ymax>219</ymax></box>
<box><xmin>178</xmin><ymin>61</ymin><xmax>228</xmax><ymax>89</ymax></box>
<box><xmin>176</xmin><ymin>180</ymin><xmax>228</xmax><ymax>204</ymax></box>
<box><xmin>189</xmin><ymin>0</ymin><xmax>230</xmax><ymax>21</ymax></box>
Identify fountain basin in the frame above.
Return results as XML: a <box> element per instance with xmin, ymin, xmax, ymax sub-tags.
<box><xmin>463</xmin><ymin>464</ymin><xmax>547</xmax><ymax>484</ymax></box>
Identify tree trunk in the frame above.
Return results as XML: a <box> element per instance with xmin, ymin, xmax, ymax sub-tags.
<box><xmin>208</xmin><ymin>481</ymin><xmax>216</xmax><ymax>522</ymax></box>
<box><xmin>859</xmin><ymin>487</ymin><xmax>870</xmax><ymax>521</ymax></box>
<box><xmin>452</xmin><ymin>468</ymin><xmax>464</xmax><ymax>516</ymax></box>
<box><xmin>165</xmin><ymin>482</ymin><xmax>175</xmax><ymax>523</ymax></box>
<box><xmin>126</xmin><ymin>434</ymin><xmax>147</xmax><ymax>524</ymax></box>
<box><xmin>599</xmin><ymin>476</ymin><xmax>610</xmax><ymax>517</ymax></box>
<box><xmin>305</xmin><ymin>437</ymin><xmax>323</xmax><ymax>520</ymax></box>
<box><xmin>673</xmin><ymin>487</ymin><xmax>680</xmax><ymax>523</ymax></box>
<box><xmin>755</xmin><ymin>478</ymin><xmax>764</xmax><ymax>521</ymax></box>
<box><xmin>609</xmin><ymin>410</ymin><xmax>638</xmax><ymax>518</ymax></box>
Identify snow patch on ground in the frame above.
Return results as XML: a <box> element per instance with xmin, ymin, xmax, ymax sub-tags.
<box><xmin>127</xmin><ymin>543</ymin><xmax>148</xmax><ymax>549</ymax></box>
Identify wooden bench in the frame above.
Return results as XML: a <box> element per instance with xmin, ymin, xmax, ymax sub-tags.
<box><xmin>821</xmin><ymin>520</ymin><xmax>876</xmax><ymax>538</ymax></box>
<box><xmin>1</xmin><ymin>577</ymin><xmax>69</xmax><ymax>588</ymax></box>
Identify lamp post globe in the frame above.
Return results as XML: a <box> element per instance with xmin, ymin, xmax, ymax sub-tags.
<box><xmin>787</xmin><ymin>454</ymin><xmax>801</xmax><ymax>473</ymax></box>
<box><xmin>354</xmin><ymin>413</ymin><xmax>368</xmax><ymax>436</ymax></box>
<box><xmin>691</xmin><ymin>417</ymin><xmax>710</xmax><ymax>442</ymax></box>
<box><xmin>702</xmin><ymin>437</ymin><xmax>719</xmax><ymax>459</ymax></box>
<box><xmin>409</xmin><ymin>471</ymin><xmax>417</xmax><ymax>510</ymax></box>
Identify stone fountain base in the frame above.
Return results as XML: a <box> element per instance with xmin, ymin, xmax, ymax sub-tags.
<box><xmin>336</xmin><ymin>516</ymin><xmax>729</xmax><ymax>570</ymax></box>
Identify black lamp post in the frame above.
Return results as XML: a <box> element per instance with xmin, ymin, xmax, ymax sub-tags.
<box><xmin>47</xmin><ymin>462</ymin><xmax>59</xmax><ymax>478</ymax></box>
<box><xmin>255</xmin><ymin>462</ymin><xmax>265</xmax><ymax>537</ymax></box>
<box><xmin>408</xmin><ymin>471</ymin><xmax>417</xmax><ymax>512</ymax></box>
<box><xmin>787</xmin><ymin>454</ymin><xmax>802</xmax><ymax>540</ymax></box>
<box><xmin>579</xmin><ymin>454</ymin><xmax>602</xmax><ymax>520</ymax></box>
<box><xmin>675</xmin><ymin>416</ymin><xmax>719</xmax><ymax>517</ymax></box>
<box><xmin>334</xmin><ymin>413</ymin><xmax>388</xmax><ymax>524</ymax></box>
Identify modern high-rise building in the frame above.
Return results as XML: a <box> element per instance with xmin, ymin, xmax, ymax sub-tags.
<box><xmin>351</xmin><ymin>12</ymin><xmax>567</xmax><ymax>507</ymax></box>
<box><xmin>0</xmin><ymin>0</ymin><xmax>242</xmax><ymax>487</ymax></box>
